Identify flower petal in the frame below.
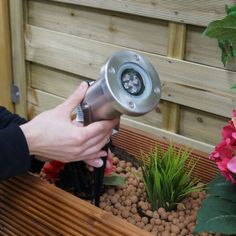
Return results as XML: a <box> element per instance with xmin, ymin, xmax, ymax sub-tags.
<box><xmin>227</xmin><ymin>157</ymin><xmax>236</xmax><ymax>174</ymax></box>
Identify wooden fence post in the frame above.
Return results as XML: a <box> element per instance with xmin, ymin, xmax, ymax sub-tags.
<box><xmin>9</xmin><ymin>0</ymin><xmax>27</xmax><ymax>118</ymax></box>
<box><xmin>0</xmin><ymin>0</ymin><xmax>14</xmax><ymax>111</ymax></box>
<box><xmin>162</xmin><ymin>22</ymin><xmax>186</xmax><ymax>133</ymax></box>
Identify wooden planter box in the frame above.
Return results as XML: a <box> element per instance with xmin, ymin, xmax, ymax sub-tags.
<box><xmin>0</xmin><ymin>125</ymin><xmax>217</xmax><ymax>235</ymax></box>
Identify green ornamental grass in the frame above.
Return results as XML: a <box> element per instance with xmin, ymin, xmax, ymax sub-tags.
<box><xmin>140</xmin><ymin>144</ymin><xmax>203</xmax><ymax>211</ymax></box>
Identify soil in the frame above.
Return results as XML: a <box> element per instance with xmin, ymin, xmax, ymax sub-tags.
<box><xmin>97</xmin><ymin>147</ymin><xmax>222</xmax><ymax>236</ymax></box>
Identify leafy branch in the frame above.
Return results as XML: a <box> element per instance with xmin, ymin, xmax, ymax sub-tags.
<box><xmin>203</xmin><ymin>4</ymin><xmax>236</xmax><ymax>66</ymax></box>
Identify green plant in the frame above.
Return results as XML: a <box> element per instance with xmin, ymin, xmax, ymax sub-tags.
<box><xmin>194</xmin><ymin>174</ymin><xmax>236</xmax><ymax>235</ymax></box>
<box><xmin>203</xmin><ymin>4</ymin><xmax>236</xmax><ymax>66</ymax></box>
<box><xmin>140</xmin><ymin>144</ymin><xmax>203</xmax><ymax>211</ymax></box>
<box><xmin>103</xmin><ymin>173</ymin><xmax>125</xmax><ymax>186</ymax></box>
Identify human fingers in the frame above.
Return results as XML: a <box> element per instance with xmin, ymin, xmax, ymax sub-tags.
<box><xmin>86</xmin><ymin>165</ymin><xmax>94</xmax><ymax>172</ymax></box>
<box><xmin>73</xmin><ymin>150</ymin><xmax>107</xmax><ymax>162</ymax></box>
<box><xmin>84</xmin><ymin>158</ymin><xmax>103</xmax><ymax>168</ymax></box>
<box><xmin>77</xmin><ymin>133</ymin><xmax>111</xmax><ymax>157</ymax></box>
<box><xmin>60</xmin><ymin>82</ymin><xmax>88</xmax><ymax>114</ymax></box>
<box><xmin>76</xmin><ymin>130</ymin><xmax>111</xmax><ymax>154</ymax></box>
<box><xmin>83</xmin><ymin>117</ymin><xmax>119</xmax><ymax>138</ymax></box>
<box><xmin>72</xmin><ymin>118</ymin><xmax>84</xmax><ymax>127</ymax></box>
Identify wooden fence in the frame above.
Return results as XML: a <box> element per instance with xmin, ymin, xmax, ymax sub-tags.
<box><xmin>9</xmin><ymin>0</ymin><xmax>236</xmax><ymax>154</ymax></box>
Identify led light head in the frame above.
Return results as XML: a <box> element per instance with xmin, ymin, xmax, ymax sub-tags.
<box><xmin>121</xmin><ymin>69</ymin><xmax>144</xmax><ymax>96</ymax></box>
<box><xmin>82</xmin><ymin>50</ymin><xmax>161</xmax><ymax>121</ymax></box>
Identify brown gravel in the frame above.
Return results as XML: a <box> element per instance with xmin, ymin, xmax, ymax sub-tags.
<box><xmin>98</xmin><ymin>156</ymin><xmax>222</xmax><ymax>236</ymax></box>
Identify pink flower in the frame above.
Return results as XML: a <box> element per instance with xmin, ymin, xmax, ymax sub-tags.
<box><xmin>227</xmin><ymin>157</ymin><xmax>236</xmax><ymax>174</ymax></box>
<box><xmin>233</xmin><ymin>109</ymin><xmax>236</xmax><ymax>117</ymax></box>
<box><xmin>232</xmin><ymin>117</ymin><xmax>236</xmax><ymax>129</ymax></box>
<box><xmin>210</xmin><ymin>108</ymin><xmax>236</xmax><ymax>184</ymax></box>
<box><xmin>210</xmin><ymin>141</ymin><xmax>234</xmax><ymax>161</ymax></box>
<box><xmin>216</xmin><ymin>157</ymin><xmax>230</xmax><ymax>172</ymax></box>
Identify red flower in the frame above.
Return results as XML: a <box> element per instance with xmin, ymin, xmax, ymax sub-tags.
<box><xmin>41</xmin><ymin>160</ymin><xmax>65</xmax><ymax>182</ymax></box>
<box><xmin>104</xmin><ymin>149</ymin><xmax>116</xmax><ymax>176</ymax></box>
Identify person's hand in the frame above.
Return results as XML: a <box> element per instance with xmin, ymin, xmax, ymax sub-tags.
<box><xmin>20</xmin><ymin>82</ymin><xmax>119</xmax><ymax>166</ymax></box>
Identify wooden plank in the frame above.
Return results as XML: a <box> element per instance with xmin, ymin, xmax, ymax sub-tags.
<box><xmin>51</xmin><ymin>0</ymin><xmax>236</xmax><ymax>27</ymax></box>
<box><xmin>162</xmin><ymin>101</ymin><xmax>180</xmax><ymax>131</ymax></box>
<box><xmin>27</xmin><ymin>88</ymin><xmax>64</xmax><ymax>111</ymax></box>
<box><xmin>167</xmin><ymin>22</ymin><xmax>186</xmax><ymax>59</ymax></box>
<box><xmin>179</xmin><ymin>107</ymin><xmax>228</xmax><ymax>146</ymax></box>
<box><xmin>25</xmin><ymin>25</ymin><xmax>236</xmax><ymax>118</ymax></box>
<box><xmin>9</xmin><ymin>0</ymin><xmax>27</xmax><ymax>117</ymax></box>
<box><xmin>31</xmin><ymin>63</ymin><xmax>85</xmax><ymax>97</ymax></box>
<box><xmin>121</xmin><ymin>117</ymin><xmax>214</xmax><ymax>154</ymax></box>
<box><xmin>1</xmin><ymin>175</ymin><xmax>151</xmax><ymax>236</ymax></box>
<box><xmin>112</xmin><ymin>125</ymin><xmax>218</xmax><ymax>183</ymax></box>
<box><xmin>28</xmin><ymin>0</ymin><xmax>168</xmax><ymax>56</ymax></box>
<box><xmin>186</xmin><ymin>25</ymin><xmax>236</xmax><ymax>71</ymax></box>
<box><xmin>162</xmin><ymin>22</ymin><xmax>186</xmax><ymax>132</ymax></box>
<box><xmin>0</xmin><ymin>0</ymin><xmax>13</xmax><ymax>111</ymax></box>
<box><xmin>161</xmin><ymin>81</ymin><xmax>235</xmax><ymax>118</ymax></box>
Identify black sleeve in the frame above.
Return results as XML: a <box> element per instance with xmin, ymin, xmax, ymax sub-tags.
<box><xmin>0</xmin><ymin>106</ymin><xmax>27</xmax><ymax>128</ymax></box>
<box><xmin>0</xmin><ymin>124</ymin><xmax>31</xmax><ymax>180</ymax></box>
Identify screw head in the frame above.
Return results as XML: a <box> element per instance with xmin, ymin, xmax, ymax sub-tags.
<box><xmin>154</xmin><ymin>87</ymin><xmax>160</xmax><ymax>94</ymax></box>
<box><xmin>135</xmin><ymin>54</ymin><xmax>140</xmax><ymax>61</ymax></box>
<box><xmin>108</xmin><ymin>67</ymin><xmax>116</xmax><ymax>74</ymax></box>
<box><xmin>128</xmin><ymin>101</ymin><xmax>135</xmax><ymax>109</ymax></box>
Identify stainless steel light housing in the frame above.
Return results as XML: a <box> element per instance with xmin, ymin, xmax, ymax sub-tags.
<box><xmin>81</xmin><ymin>50</ymin><xmax>161</xmax><ymax>122</ymax></box>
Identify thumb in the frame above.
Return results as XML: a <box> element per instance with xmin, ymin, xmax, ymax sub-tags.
<box><xmin>62</xmin><ymin>81</ymin><xmax>88</xmax><ymax>114</ymax></box>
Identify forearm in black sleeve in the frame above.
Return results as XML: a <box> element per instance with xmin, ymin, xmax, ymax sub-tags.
<box><xmin>0</xmin><ymin>124</ymin><xmax>31</xmax><ymax>180</ymax></box>
<box><xmin>0</xmin><ymin>106</ymin><xmax>27</xmax><ymax>128</ymax></box>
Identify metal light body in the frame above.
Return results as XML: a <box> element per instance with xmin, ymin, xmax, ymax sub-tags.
<box><xmin>81</xmin><ymin>50</ymin><xmax>161</xmax><ymax>122</ymax></box>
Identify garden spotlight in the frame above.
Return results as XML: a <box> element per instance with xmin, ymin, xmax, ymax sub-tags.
<box><xmin>77</xmin><ymin>50</ymin><xmax>161</xmax><ymax>206</ymax></box>
<box><xmin>80</xmin><ymin>50</ymin><xmax>161</xmax><ymax>123</ymax></box>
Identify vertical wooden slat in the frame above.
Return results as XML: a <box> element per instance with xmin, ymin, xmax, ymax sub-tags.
<box><xmin>9</xmin><ymin>0</ymin><xmax>27</xmax><ymax>117</ymax></box>
<box><xmin>162</xmin><ymin>22</ymin><xmax>186</xmax><ymax>133</ymax></box>
<box><xmin>0</xmin><ymin>0</ymin><xmax>13</xmax><ymax>111</ymax></box>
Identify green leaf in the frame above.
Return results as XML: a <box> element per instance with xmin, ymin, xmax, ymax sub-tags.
<box><xmin>207</xmin><ymin>174</ymin><xmax>236</xmax><ymax>203</ymax></box>
<box><xmin>218</xmin><ymin>39</ymin><xmax>229</xmax><ymax>66</ymax></box>
<box><xmin>140</xmin><ymin>144</ymin><xmax>201</xmax><ymax>211</ymax></box>
<box><xmin>203</xmin><ymin>15</ymin><xmax>236</xmax><ymax>41</ymax></box>
<box><xmin>231</xmin><ymin>84</ymin><xmax>236</xmax><ymax>90</ymax></box>
<box><xmin>226</xmin><ymin>4</ymin><xmax>236</xmax><ymax>16</ymax></box>
<box><xmin>194</xmin><ymin>195</ymin><xmax>236</xmax><ymax>234</ymax></box>
<box><xmin>103</xmin><ymin>173</ymin><xmax>125</xmax><ymax>186</ymax></box>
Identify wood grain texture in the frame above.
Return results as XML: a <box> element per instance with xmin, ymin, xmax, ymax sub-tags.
<box><xmin>51</xmin><ymin>0</ymin><xmax>236</xmax><ymax>27</ymax></box>
<box><xmin>9</xmin><ymin>0</ymin><xmax>27</xmax><ymax>117</ymax></box>
<box><xmin>0</xmin><ymin>175</ymin><xmax>151</xmax><ymax>236</ymax></box>
<box><xmin>167</xmin><ymin>22</ymin><xmax>186</xmax><ymax>59</ymax></box>
<box><xmin>27</xmin><ymin>87</ymin><xmax>64</xmax><ymax>112</ymax></box>
<box><xmin>24</xmin><ymin>25</ymin><xmax>236</xmax><ymax>118</ymax></box>
<box><xmin>28</xmin><ymin>0</ymin><xmax>168</xmax><ymax>56</ymax></box>
<box><xmin>0</xmin><ymin>0</ymin><xmax>13</xmax><ymax>111</ymax></box>
<box><xmin>121</xmin><ymin>117</ymin><xmax>214</xmax><ymax>154</ymax></box>
<box><xmin>162</xmin><ymin>22</ymin><xmax>186</xmax><ymax>132</ymax></box>
<box><xmin>179</xmin><ymin>107</ymin><xmax>228</xmax><ymax>146</ymax></box>
<box><xmin>30</xmin><ymin>63</ymin><xmax>85</xmax><ymax>97</ymax></box>
<box><xmin>162</xmin><ymin>100</ymin><xmax>180</xmax><ymax>132</ymax></box>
